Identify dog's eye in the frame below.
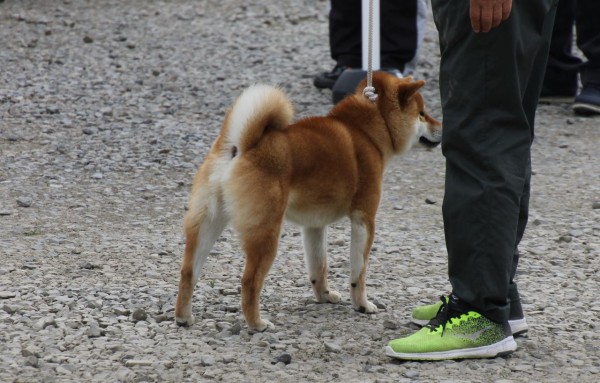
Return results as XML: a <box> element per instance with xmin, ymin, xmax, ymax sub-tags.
<box><xmin>419</xmin><ymin>111</ymin><xmax>426</xmax><ymax>121</ymax></box>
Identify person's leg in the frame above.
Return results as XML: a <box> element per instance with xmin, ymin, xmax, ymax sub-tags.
<box><xmin>438</xmin><ymin>0</ymin><xmax>557</xmax><ymax>324</ymax></box>
<box><xmin>542</xmin><ymin>0</ymin><xmax>579</xmax><ymax>98</ymax></box>
<box><xmin>575</xmin><ymin>0</ymin><xmax>600</xmax><ymax>87</ymax></box>
<box><xmin>507</xmin><ymin>3</ymin><xmax>558</xmax><ymax>329</ymax></box>
<box><xmin>572</xmin><ymin>0</ymin><xmax>600</xmax><ymax>114</ymax></box>
<box><xmin>329</xmin><ymin>0</ymin><xmax>362</xmax><ymax>67</ymax></box>
<box><xmin>379</xmin><ymin>0</ymin><xmax>419</xmax><ymax>72</ymax></box>
<box><xmin>387</xmin><ymin>0</ymin><xmax>557</xmax><ymax>361</ymax></box>
<box><xmin>314</xmin><ymin>0</ymin><xmax>361</xmax><ymax>90</ymax></box>
<box><xmin>404</xmin><ymin>0</ymin><xmax>429</xmax><ymax>75</ymax></box>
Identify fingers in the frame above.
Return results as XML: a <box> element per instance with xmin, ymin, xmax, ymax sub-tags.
<box><xmin>491</xmin><ymin>4</ymin><xmax>503</xmax><ymax>28</ymax></box>
<box><xmin>470</xmin><ymin>2</ymin><xmax>482</xmax><ymax>33</ymax></box>
<box><xmin>501</xmin><ymin>0</ymin><xmax>512</xmax><ymax>21</ymax></box>
<box><xmin>470</xmin><ymin>0</ymin><xmax>513</xmax><ymax>33</ymax></box>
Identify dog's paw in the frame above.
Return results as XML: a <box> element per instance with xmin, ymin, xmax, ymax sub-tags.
<box><xmin>325</xmin><ymin>290</ymin><xmax>341</xmax><ymax>304</ymax></box>
<box><xmin>248</xmin><ymin>319</ymin><xmax>274</xmax><ymax>333</ymax></box>
<box><xmin>355</xmin><ymin>301</ymin><xmax>378</xmax><ymax>314</ymax></box>
<box><xmin>175</xmin><ymin>314</ymin><xmax>195</xmax><ymax>327</ymax></box>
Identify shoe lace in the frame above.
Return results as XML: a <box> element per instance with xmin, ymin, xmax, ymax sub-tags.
<box><xmin>425</xmin><ymin>295</ymin><xmax>461</xmax><ymax>336</ymax></box>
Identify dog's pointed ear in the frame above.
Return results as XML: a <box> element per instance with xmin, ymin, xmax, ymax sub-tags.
<box><xmin>398</xmin><ymin>80</ymin><xmax>425</xmax><ymax>106</ymax></box>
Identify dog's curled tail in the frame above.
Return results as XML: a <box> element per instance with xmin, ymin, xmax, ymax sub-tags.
<box><xmin>225</xmin><ymin>84</ymin><xmax>293</xmax><ymax>155</ymax></box>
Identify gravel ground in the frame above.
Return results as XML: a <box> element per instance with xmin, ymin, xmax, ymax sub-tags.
<box><xmin>1</xmin><ymin>1</ymin><xmax>599</xmax><ymax>382</ymax></box>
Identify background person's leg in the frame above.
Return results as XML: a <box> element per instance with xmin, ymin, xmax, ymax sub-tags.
<box><xmin>575</xmin><ymin>0</ymin><xmax>600</xmax><ymax>88</ymax></box>
<box><xmin>542</xmin><ymin>0</ymin><xmax>579</xmax><ymax>98</ymax></box>
<box><xmin>572</xmin><ymin>0</ymin><xmax>600</xmax><ymax>114</ymax></box>
<box><xmin>380</xmin><ymin>0</ymin><xmax>419</xmax><ymax>72</ymax></box>
<box><xmin>314</xmin><ymin>0</ymin><xmax>362</xmax><ymax>90</ymax></box>
<box><xmin>329</xmin><ymin>0</ymin><xmax>361</xmax><ymax>68</ymax></box>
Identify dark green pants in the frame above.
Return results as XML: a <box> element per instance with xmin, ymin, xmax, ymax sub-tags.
<box><xmin>431</xmin><ymin>0</ymin><xmax>558</xmax><ymax>323</ymax></box>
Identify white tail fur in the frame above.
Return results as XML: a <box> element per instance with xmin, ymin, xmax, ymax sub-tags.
<box><xmin>225</xmin><ymin>85</ymin><xmax>294</xmax><ymax>154</ymax></box>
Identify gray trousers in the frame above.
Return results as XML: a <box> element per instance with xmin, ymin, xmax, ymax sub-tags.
<box><xmin>431</xmin><ymin>0</ymin><xmax>558</xmax><ymax>323</ymax></box>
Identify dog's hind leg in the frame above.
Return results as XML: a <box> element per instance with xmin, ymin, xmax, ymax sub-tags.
<box><xmin>302</xmin><ymin>226</ymin><xmax>341</xmax><ymax>304</ymax></box>
<box><xmin>175</xmin><ymin>187</ymin><xmax>228</xmax><ymax>326</ymax></box>
<box><xmin>349</xmin><ymin>213</ymin><xmax>378</xmax><ymax>314</ymax></box>
<box><xmin>239</xmin><ymin>224</ymin><xmax>282</xmax><ymax>333</ymax></box>
<box><xmin>227</xmin><ymin>170</ymin><xmax>287</xmax><ymax>332</ymax></box>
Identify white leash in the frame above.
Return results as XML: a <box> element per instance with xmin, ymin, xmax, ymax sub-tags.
<box><xmin>362</xmin><ymin>0</ymin><xmax>378</xmax><ymax>102</ymax></box>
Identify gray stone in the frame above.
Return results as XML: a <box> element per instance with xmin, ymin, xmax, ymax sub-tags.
<box><xmin>274</xmin><ymin>353</ymin><xmax>292</xmax><ymax>365</ymax></box>
<box><xmin>33</xmin><ymin>317</ymin><xmax>56</xmax><ymax>330</ymax></box>
<box><xmin>114</xmin><ymin>306</ymin><xmax>131</xmax><ymax>316</ymax></box>
<box><xmin>56</xmin><ymin>365</ymin><xmax>73</xmax><ymax>375</ymax></box>
<box><xmin>24</xmin><ymin>356</ymin><xmax>38</xmax><ymax>368</ymax></box>
<box><xmin>200</xmin><ymin>355</ymin><xmax>216</xmax><ymax>367</ymax></box>
<box><xmin>124</xmin><ymin>359</ymin><xmax>153</xmax><ymax>367</ymax></box>
<box><xmin>404</xmin><ymin>370</ymin><xmax>419</xmax><ymax>378</ymax></box>
<box><xmin>324</xmin><ymin>342</ymin><xmax>342</xmax><ymax>353</ymax></box>
<box><xmin>132</xmin><ymin>308</ymin><xmax>147</xmax><ymax>322</ymax></box>
<box><xmin>21</xmin><ymin>346</ymin><xmax>42</xmax><ymax>358</ymax></box>
<box><xmin>557</xmin><ymin>235</ymin><xmax>572</xmax><ymax>243</ymax></box>
<box><xmin>2</xmin><ymin>304</ymin><xmax>18</xmax><ymax>314</ymax></box>
<box><xmin>229</xmin><ymin>322</ymin><xmax>242</xmax><ymax>335</ymax></box>
<box><xmin>45</xmin><ymin>106</ymin><xmax>60</xmax><ymax>114</ymax></box>
<box><xmin>383</xmin><ymin>319</ymin><xmax>399</xmax><ymax>330</ymax></box>
<box><xmin>16</xmin><ymin>197</ymin><xmax>33</xmax><ymax>207</ymax></box>
<box><xmin>0</xmin><ymin>291</ymin><xmax>16</xmax><ymax>299</ymax></box>
<box><xmin>86</xmin><ymin>323</ymin><xmax>102</xmax><ymax>338</ymax></box>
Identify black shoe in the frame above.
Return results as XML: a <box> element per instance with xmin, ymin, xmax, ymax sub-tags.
<box><xmin>313</xmin><ymin>64</ymin><xmax>349</xmax><ymax>90</ymax></box>
<box><xmin>573</xmin><ymin>85</ymin><xmax>600</xmax><ymax>115</ymax></box>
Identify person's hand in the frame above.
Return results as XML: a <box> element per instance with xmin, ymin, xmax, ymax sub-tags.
<box><xmin>470</xmin><ymin>0</ymin><xmax>512</xmax><ymax>33</ymax></box>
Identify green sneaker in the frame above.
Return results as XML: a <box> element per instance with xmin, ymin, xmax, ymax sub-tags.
<box><xmin>411</xmin><ymin>296</ymin><xmax>528</xmax><ymax>336</ymax></box>
<box><xmin>387</xmin><ymin>295</ymin><xmax>517</xmax><ymax>360</ymax></box>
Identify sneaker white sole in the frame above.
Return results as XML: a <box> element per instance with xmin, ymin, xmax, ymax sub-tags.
<box><xmin>509</xmin><ymin>318</ymin><xmax>528</xmax><ymax>336</ymax></box>
<box><xmin>539</xmin><ymin>96</ymin><xmax>575</xmax><ymax>104</ymax></box>
<box><xmin>411</xmin><ymin>317</ymin><xmax>529</xmax><ymax>336</ymax></box>
<box><xmin>573</xmin><ymin>102</ymin><xmax>600</xmax><ymax>115</ymax></box>
<box><xmin>385</xmin><ymin>336</ymin><xmax>517</xmax><ymax>361</ymax></box>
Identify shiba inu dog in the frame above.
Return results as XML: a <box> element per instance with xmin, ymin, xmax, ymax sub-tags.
<box><xmin>175</xmin><ymin>72</ymin><xmax>442</xmax><ymax>332</ymax></box>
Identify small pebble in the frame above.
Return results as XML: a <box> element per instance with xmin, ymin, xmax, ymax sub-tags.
<box><xmin>273</xmin><ymin>353</ymin><xmax>292</xmax><ymax>365</ymax></box>
<box><xmin>16</xmin><ymin>197</ymin><xmax>32</xmax><ymax>207</ymax></box>
<box><xmin>425</xmin><ymin>196</ymin><xmax>437</xmax><ymax>204</ymax></box>
<box><xmin>0</xmin><ymin>291</ymin><xmax>17</xmax><ymax>299</ymax></box>
<box><xmin>132</xmin><ymin>308</ymin><xmax>147</xmax><ymax>322</ymax></box>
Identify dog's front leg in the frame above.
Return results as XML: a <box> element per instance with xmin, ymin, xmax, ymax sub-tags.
<box><xmin>349</xmin><ymin>213</ymin><xmax>378</xmax><ymax>313</ymax></box>
<box><xmin>302</xmin><ymin>226</ymin><xmax>341</xmax><ymax>304</ymax></box>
